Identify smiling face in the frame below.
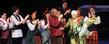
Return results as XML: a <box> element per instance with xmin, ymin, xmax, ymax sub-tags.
<box><xmin>71</xmin><ymin>10</ymin><xmax>77</xmax><ymax>19</ymax></box>
<box><xmin>53</xmin><ymin>9</ymin><xmax>58</xmax><ymax>17</ymax></box>
<box><xmin>88</xmin><ymin>6</ymin><xmax>96</xmax><ymax>18</ymax></box>
<box><xmin>72</xmin><ymin>13</ymin><xmax>77</xmax><ymax>19</ymax></box>
<box><xmin>90</xmin><ymin>7</ymin><xmax>95</xmax><ymax>14</ymax></box>
<box><xmin>50</xmin><ymin>8</ymin><xmax>58</xmax><ymax>17</ymax></box>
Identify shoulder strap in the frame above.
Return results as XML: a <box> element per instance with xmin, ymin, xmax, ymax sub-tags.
<box><xmin>13</xmin><ymin>15</ymin><xmax>21</xmax><ymax>21</ymax></box>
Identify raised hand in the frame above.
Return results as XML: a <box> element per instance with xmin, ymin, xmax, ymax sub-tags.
<box><xmin>64</xmin><ymin>9</ymin><xmax>71</xmax><ymax>15</ymax></box>
<box><xmin>21</xmin><ymin>14</ymin><xmax>30</xmax><ymax>24</ymax></box>
<box><xmin>25</xmin><ymin>14</ymin><xmax>30</xmax><ymax>20</ymax></box>
<box><xmin>58</xmin><ymin>15</ymin><xmax>63</xmax><ymax>21</ymax></box>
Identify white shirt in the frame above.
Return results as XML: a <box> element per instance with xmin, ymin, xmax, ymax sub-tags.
<box><xmin>40</xmin><ymin>20</ymin><xmax>49</xmax><ymax>30</ymax></box>
<box><xmin>27</xmin><ymin>20</ymin><xmax>36</xmax><ymax>31</ymax></box>
<box><xmin>0</xmin><ymin>18</ymin><xmax>8</xmax><ymax>30</ymax></box>
<box><xmin>10</xmin><ymin>15</ymin><xmax>23</xmax><ymax>38</ymax></box>
<box><xmin>79</xmin><ymin>16</ymin><xmax>101</xmax><ymax>37</ymax></box>
<box><xmin>94</xmin><ymin>16</ymin><xmax>101</xmax><ymax>25</ymax></box>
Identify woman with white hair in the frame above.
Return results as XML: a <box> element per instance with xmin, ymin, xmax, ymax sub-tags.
<box><xmin>66</xmin><ymin>10</ymin><xmax>84</xmax><ymax>44</ymax></box>
<box><xmin>49</xmin><ymin>8</ymin><xmax>64</xmax><ymax>44</ymax></box>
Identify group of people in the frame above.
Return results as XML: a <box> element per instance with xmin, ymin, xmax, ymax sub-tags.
<box><xmin>0</xmin><ymin>2</ymin><xmax>101</xmax><ymax>44</ymax></box>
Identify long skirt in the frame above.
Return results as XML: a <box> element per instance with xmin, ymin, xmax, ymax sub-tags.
<box><xmin>79</xmin><ymin>28</ymin><xmax>89</xmax><ymax>44</ymax></box>
<box><xmin>26</xmin><ymin>31</ymin><xmax>36</xmax><ymax>44</ymax></box>
<box><xmin>34</xmin><ymin>35</ymin><xmax>42</xmax><ymax>44</ymax></box>
<box><xmin>51</xmin><ymin>36</ymin><xmax>63</xmax><ymax>44</ymax></box>
<box><xmin>41</xmin><ymin>31</ymin><xmax>51</xmax><ymax>44</ymax></box>
<box><xmin>0</xmin><ymin>30</ymin><xmax>9</xmax><ymax>44</ymax></box>
<box><xmin>70</xmin><ymin>35</ymin><xmax>80</xmax><ymax>44</ymax></box>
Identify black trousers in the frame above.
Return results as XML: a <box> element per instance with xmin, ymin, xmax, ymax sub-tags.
<box><xmin>0</xmin><ymin>39</ymin><xmax>8</xmax><ymax>44</ymax></box>
<box><xmin>12</xmin><ymin>37</ymin><xmax>22</xmax><ymax>44</ymax></box>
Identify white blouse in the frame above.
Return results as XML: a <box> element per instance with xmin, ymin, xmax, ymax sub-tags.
<box><xmin>94</xmin><ymin>16</ymin><xmax>101</xmax><ymax>25</ymax></box>
<box><xmin>79</xmin><ymin>16</ymin><xmax>101</xmax><ymax>37</ymax></box>
<box><xmin>10</xmin><ymin>15</ymin><xmax>24</xmax><ymax>38</ymax></box>
<box><xmin>10</xmin><ymin>15</ymin><xmax>24</xmax><ymax>26</ymax></box>
<box><xmin>0</xmin><ymin>18</ymin><xmax>8</xmax><ymax>30</ymax></box>
<box><xmin>27</xmin><ymin>20</ymin><xmax>36</xmax><ymax>31</ymax></box>
<box><xmin>40</xmin><ymin>20</ymin><xmax>49</xmax><ymax>30</ymax></box>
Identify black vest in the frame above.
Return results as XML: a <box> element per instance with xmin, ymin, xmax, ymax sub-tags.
<box><xmin>13</xmin><ymin>15</ymin><xmax>22</xmax><ymax>29</ymax></box>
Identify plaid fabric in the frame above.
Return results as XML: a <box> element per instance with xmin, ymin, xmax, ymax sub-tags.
<box><xmin>86</xmin><ymin>30</ymin><xmax>98</xmax><ymax>44</ymax></box>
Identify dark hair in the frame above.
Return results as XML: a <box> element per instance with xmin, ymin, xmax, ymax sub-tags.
<box><xmin>88</xmin><ymin>5</ymin><xmax>96</xmax><ymax>12</ymax></box>
<box><xmin>77</xmin><ymin>8</ymin><xmax>82</xmax><ymax>16</ymax></box>
<box><xmin>89</xmin><ymin>5</ymin><xmax>96</xmax><ymax>9</ymax></box>
<box><xmin>29</xmin><ymin>10</ymin><xmax>37</xmax><ymax>21</ymax></box>
<box><xmin>63</xmin><ymin>1</ymin><xmax>67</xmax><ymax>4</ymax></box>
<box><xmin>42</xmin><ymin>8</ymin><xmax>49</xmax><ymax>25</ymax></box>
<box><xmin>88</xmin><ymin>5</ymin><xmax>96</xmax><ymax>16</ymax></box>
<box><xmin>12</xmin><ymin>6</ymin><xmax>19</xmax><ymax>12</ymax></box>
<box><xmin>43</xmin><ymin>8</ymin><xmax>49</xmax><ymax>16</ymax></box>
<box><xmin>62</xmin><ymin>0</ymin><xmax>67</xmax><ymax>3</ymax></box>
<box><xmin>30</xmin><ymin>10</ymin><xmax>37</xmax><ymax>15</ymax></box>
<box><xmin>0</xmin><ymin>9</ymin><xmax>7</xmax><ymax>18</ymax></box>
<box><xmin>42</xmin><ymin>15</ymin><xmax>47</xmax><ymax>25</ymax></box>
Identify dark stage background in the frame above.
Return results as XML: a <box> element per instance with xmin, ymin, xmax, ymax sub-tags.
<box><xmin>0</xmin><ymin>0</ymin><xmax>109</xmax><ymax>43</ymax></box>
